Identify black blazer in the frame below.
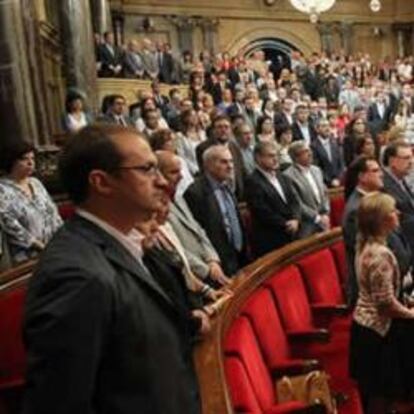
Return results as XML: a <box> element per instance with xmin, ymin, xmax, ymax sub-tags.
<box><xmin>23</xmin><ymin>216</ymin><xmax>200</xmax><ymax>414</ymax></box>
<box><xmin>383</xmin><ymin>169</ymin><xmax>414</xmax><ymax>253</ymax></box>
<box><xmin>97</xmin><ymin>44</ymin><xmax>123</xmax><ymax>77</ymax></box>
<box><xmin>245</xmin><ymin>169</ymin><xmax>301</xmax><ymax>257</ymax></box>
<box><xmin>311</xmin><ymin>138</ymin><xmax>344</xmax><ymax>187</ymax></box>
<box><xmin>291</xmin><ymin>121</ymin><xmax>317</xmax><ymax>144</ymax></box>
<box><xmin>184</xmin><ymin>175</ymin><xmax>246</xmax><ymax>276</ymax></box>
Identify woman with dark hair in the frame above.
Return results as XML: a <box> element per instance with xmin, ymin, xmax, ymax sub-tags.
<box><xmin>256</xmin><ymin>115</ymin><xmax>275</xmax><ymax>143</ymax></box>
<box><xmin>354</xmin><ymin>134</ymin><xmax>376</xmax><ymax>159</ymax></box>
<box><xmin>0</xmin><ymin>141</ymin><xmax>62</xmax><ymax>263</ymax></box>
<box><xmin>343</xmin><ymin>117</ymin><xmax>368</xmax><ymax>166</ymax></box>
<box><xmin>62</xmin><ymin>93</ymin><xmax>93</xmax><ymax>133</ymax></box>
<box><xmin>179</xmin><ymin>51</ymin><xmax>194</xmax><ymax>84</ymax></box>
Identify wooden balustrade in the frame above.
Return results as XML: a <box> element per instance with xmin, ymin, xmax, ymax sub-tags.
<box><xmin>194</xmin><ymin>228</ymin><xmax>343</xmax><ymax>414</ymax></box>
<box><xmin>97</xmin><ymin>78</ymin><xmax>189</xmax><ymax>106</ymax></box>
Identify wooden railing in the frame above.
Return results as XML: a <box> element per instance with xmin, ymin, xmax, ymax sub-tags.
<box><xmin>97</xmin><ymin>79</ymin><xmax>189</xmax><ymax>106</ymax></box>
<box><xmin>194</xmin><ymin>228</ymin><xmax>343</xmax><ymax>414</ymax></box>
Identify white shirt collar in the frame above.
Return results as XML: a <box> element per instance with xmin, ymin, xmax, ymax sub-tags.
<box><xmin>76</xmin><ymin>209</ymin><xmax>144</xmax><ymax>261</ymax></box>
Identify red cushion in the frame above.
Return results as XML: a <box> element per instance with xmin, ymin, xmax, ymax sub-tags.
<box><xmin>264</xmin><ymin>265</ymin><xmax>313</xmax><ymax>333</ymax></box>
<box><xmin>241</xmin><ymin>288</ymin><xmax>294</xmax><ymax>371</ymax></box>
<box><xmin>0</xmin><ymin>283</ymin><xmax>27</xmax><ymax>390</ymax></box>
<box><xmin>330</xmin><ymin>241</ymin><xmax>348</xmax><ymax>286</ymax></box>
<box><xmin>298</xmin><ymin>249</ymin><xmax>344</xmax><ymax>306</ymax></box>
<box><xmin>330</xmin><ymin>193</ymin><xmax>345</xmax><ymax>227</ymax></box>
<box><xmin>225</xmin><ymin>316</ymin><xmax>275</xmax><ymax>410</ymax></box>
<box><xmin>57</xmin><ymin>202</ymin><xmax>76</xmax><ymax>221</ymax></box>
<box><xmin>224</xmin><ymin>356</ymin><xmax>262</xmax><ymax>414</ymax></box>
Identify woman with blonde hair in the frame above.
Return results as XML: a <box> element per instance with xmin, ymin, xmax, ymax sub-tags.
<box><xmin>350</xmin><ymin>192</ymin><xmax>414</xmax><ymax>414</ymax></box>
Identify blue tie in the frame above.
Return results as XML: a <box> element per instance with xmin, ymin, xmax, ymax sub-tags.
<box><xmin>220</xmin><ymin>186</ymin><xmax>243</xmax><ymax>252</ymax></box>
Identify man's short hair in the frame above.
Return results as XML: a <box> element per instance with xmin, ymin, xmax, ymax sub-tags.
<box><xmin>288</xmin><ymin>141</ymin><xmax>308</xmax><ymax>161</ymax></box>
<box><xmin>295</xmin><ymin>104</ymin><xmax>308</xmax><ymax>114</ymax></box>
<box><xmin>202</xmin><ymin>145</ymin><xmax>226</xmax><ymax>167</ymax></box>
<box><xmin>344</xmin><ymin>156</ymin><xmax>377</xmax><ymax>199</ymax></box>
<box><xmin>212</xmin><ymin>114</ymin><xmax>231</xmax><ymax>128</ymax></box>
<box><xmin>108</xmin><ymin>94</ymin><xmax>126</xmax><ymax>107</ymax></box>
<box><xmin>59</xmin><ymin>124</ymin><xmax>138</xmax><ymax>204</ymax></box>
<box><xmin>383</xmin><ymin>140</ymin><xmax>411</xmax><ymax>166</ymax></box>
<box><xmin>253</xmin><ymin>140</ymin><xmax>278</xmax><ymax>159</ymax></box>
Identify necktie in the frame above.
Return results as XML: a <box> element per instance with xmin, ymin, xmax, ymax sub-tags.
<box><xmin>220</xmin><ymin>186</ymin><xmax>243</xmax><ymax>252</ymax></box>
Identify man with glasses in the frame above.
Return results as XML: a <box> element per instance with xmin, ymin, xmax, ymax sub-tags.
<box><xmin>23</xmin><ymin>124</ymin><xmax>202</xmax><ymax>414</ymax></box>
<box><xmin>383</xmin><ymin>140</ymin><xmax>414</xmax><ymax>253</ymax></box>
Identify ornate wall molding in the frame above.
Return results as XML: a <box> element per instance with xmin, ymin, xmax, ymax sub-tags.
<box><xmin>225</xmin><ymin>25</ymin><xmax>318</xmax><ymax>56</ymax></box>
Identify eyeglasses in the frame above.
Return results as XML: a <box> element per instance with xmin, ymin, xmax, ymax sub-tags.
<box><xmin>115</xmin><ymin>163</ymin><xmax>160</xmax><ymax>176</ymax></box>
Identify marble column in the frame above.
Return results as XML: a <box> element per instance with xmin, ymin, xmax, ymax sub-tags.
<box><xmin>89</xmin><ymin>0</ymin><xmax>111</xmax><ymax>35</ymax></box>
<box><xmin>339</xmin><ymin>21</ymin><xmax>354</xmax><ymax>55</ymax></box>
<box><xmin>167</xmin><ymin>16</ymin><xmax>197</xmax><ymax>54</ymax></box>
<box><xmin>0</xmin><ymin>0</ymin><xmax>39</xmax><ymax>146</ymax></box>
<box><xmin>58</xmin><ymin>0</ymin><xmax>98</xmax><ymax>110</ymax></box>
<box><xmin>199</xmin><ymin>17</ymin><xmax>220</xmax><ymax>54</ymax></box>
<box><xmin>317</xmin><ymin>22</ymin><xmax>334</xmax><ymax>54</ymax></box>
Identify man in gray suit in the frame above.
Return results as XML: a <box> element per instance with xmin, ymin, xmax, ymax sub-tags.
<box><xmin>283</xmin><ymin>141</ymin><xmax>330</xmax><ymax>237</ymax></box>
<box><xmin>157</xmin><ymin>150</ymin><xmax>230</xmax><ymax>286</ymax></box>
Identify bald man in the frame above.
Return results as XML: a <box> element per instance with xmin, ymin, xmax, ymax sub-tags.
<box><xmin>157</xmin><ymin>151</ymin><xmax>230</xmax><ymax>285</ymax></box>
<box><xmin>184</xmin><ymin>146</ymin><xmax>247</xmax><ymax>276</ymax></box>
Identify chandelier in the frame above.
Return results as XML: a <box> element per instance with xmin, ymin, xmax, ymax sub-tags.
<box><xmin>289</xmin><ymin>0</ymin><xmax>336</xmax><ymax>23</ymax></box>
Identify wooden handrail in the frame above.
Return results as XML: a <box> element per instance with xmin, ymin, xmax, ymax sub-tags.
<box><xmin>194</xmin><ymin>228</ymin><xmax>343</xmax><ymax>414</ymax></box>
<box><xmin>0</xmin><ymin>260</ymin><xmax>35</xmax><ymax>290</ymax></box>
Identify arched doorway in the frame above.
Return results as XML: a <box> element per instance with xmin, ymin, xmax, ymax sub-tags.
<box><xmin>243</xmin><ymin>37</ymin><xmax>299</xmax><ymax>79</ymax></box>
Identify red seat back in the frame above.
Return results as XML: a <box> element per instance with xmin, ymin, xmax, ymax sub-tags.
<box><xmin>57</xmin><ymin>201</ymin><xmax>75</xmax><ymax>221</ymax></box>
<box><xmin>329</xmin><ymin>193</ymin><xmax>345</xmax><ymax>227</ymax></box>
<box><xmin>224</xmin><ymin>316</ymin><xmax>275</xmax><ymax>411</ymax></box>
<box><xmin>264</xmin><ymin>265</ymin><xmax>313</xmax><ymax>332</ymax></box>
<box><xmin>330</xmin><ymin>241</ymin><xmax>348</xmax><ymax>286</ymax></box>
<box><xmin>0</xmin><ymin>282</ymin><xmax>27</xmax><ymax>390</ymax></box>
<box><xmin>224</xmin><ymin>356</ymin><xmax>262</xmax><ymax>414</ymax></box>
<box><xmin>298</xmin><ymin>249</ymin><xmax>344</xmax><ymax>305</ymax></box>
<box><xmin>241</xmin><ymin>288</ymin><xmax>292</xmax><ymax>370</ymax></box>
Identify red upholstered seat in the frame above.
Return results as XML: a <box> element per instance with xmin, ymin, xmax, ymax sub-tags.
<box><xmin>0</xmin><ymin>281</ymin><xmax>28</xmax><ymax>414</ymax></box>
<box><xmin>224</xmin><ymin>316</ymin><xmax>308</xmax><ymax>413</ymax></box>
<box><xmin>224</xmin><ymin>356</ymin><xmax>262</xmax><ymax>414</ymax></box>
<box><xmin>0</xmin><ymin>284</ymin><xmax>27</xmax><ymax>391</ymax></box>
<box><xmin>240</xmin><ymin>288</ymin><xmax>303</xmax><ymax>373</ymax></box>
<box><xmin>57</xmin><ymin>201</ymin><xmax>76</xmax><ymax>221</ymax></box>
<box><xmin>298</xmin><ymin>249</ymin><xmax>351</xmax><ymax>333</ymax></box>
<box><xmin>264</xmin><ymin>266</ymin><xmax>348</xmax><ymax>377</ymax></box>
<box><xmin>329</xmin><ymin>193</ymin><xmax>345</xmax><ymax>228</ymax></box>
<box><xmin>297</xmin><ymin>249</ymin><xmax>344</xmax><ymax>306</ymax></box>
<box><xmin>330</xmin><ymin>241</ymin><xmax>348</xmax><ymax>287</ymax></box>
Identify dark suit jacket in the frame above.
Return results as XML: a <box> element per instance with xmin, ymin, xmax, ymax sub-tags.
<box><xmin>342</xmin><ymin>189</ymin><xmax>412</xmax><ymax>307</ymax></box>
<box><xmin>367</xmin><ymin>102</ymin><xmax>392</xmax><ymax>135</ymax></box>
<box><xmin>23</xmin><ymin>216</ymin><xmax>200</xmax><ymax>414</ymax></box>
<box><xmin>245</xmin><ymin>169</ymin><xmax>301</xmax><ymax>257</ymax></box>
<box><xmin>184</xmin><ymin>176</ymin><xmax>246</xmax><ymax>276</ymax></box>
<box><xmin>99</xmin><ymin>112</ymin><xmax>134</xmax><ymax>127</ymax></box>
<box><xmin>311</xmin><ymin>138</ymin><xmax>344</xmax><ymax>187</ymax></box>
<box><xmin>383</xmin><ymin>169</ymin><xmax>414</xmax><ymax>254</ymax></box>
<box><xmin>274</xmin><ymin>111</ymin><xmax>293</xmax><ymax>130</ymax></box>
<box><xmin>157</xmin><ymin>52</ymin><xmax>174</xmax><ymax>84</ymax></box>
<box><xmin>97</xmin><ymin>44</ymin><xmax>123</xmax><ymax>77</ymax></box>
<box><xmin>292</xmin><ymin>121</ymin><xmax>317</xmax><ymax>144</ymax></box>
